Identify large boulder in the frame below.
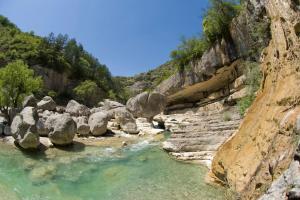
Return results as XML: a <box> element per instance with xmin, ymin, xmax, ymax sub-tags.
<box><xmin>48</xmin><ymin>113</ymin><xmax>76</xmax><ymax>145</ymax></box>
<box><xmin>74</xmin><ymin>116</ymin><xmax>90</xmax><ymax>136</ymax></box>
<box><xmin>22</xmin><ymin>95</ymin><xmax>38</xmax><ymax>108</ymax></box>
<box><xmin>37</xmin><ymin>96</ymin><xmax>56</xmax><ymax>111</ymax></box>
<box><xmin>88</xmin><ymin>112</ymin><xmax>108</xmax><ymax>136</ymax></box>
<box><xmin>114</xmin><ymin>108</ymin><xmax>139</xmax><ymax>134</ymax></box>
<box><xmin>126</xmin><ymin>92</ymin><xmax>167</xmax><ymax>120</ymax></box>
<box><xmin>11</xmin><ymin>107</ymin><xmax>40</xmax><ymax>149</ymax></box>
<box><xmin>103</xmin><ymin>99</ymin><xmax>124</xmax><ymax>110</ymax></box>
<box><xmin>65</xmin><ymin>100</ymin><xmax>90</xmax><ymax>116</ymax></box>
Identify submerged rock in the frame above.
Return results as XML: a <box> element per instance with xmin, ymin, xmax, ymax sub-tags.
<box><xmin>88</xmin><ymin>112</ymin><xmax>108</xmax><ymax>136</ymax></box>
<box><xmin>11</xmin><ymin>107</ymin><xmax>40</xmax><ymax>149</ymax></box>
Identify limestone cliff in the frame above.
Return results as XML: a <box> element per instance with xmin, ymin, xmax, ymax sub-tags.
<box><xmin>155</xmin><ymin>0</ymin><xmax>270</xmax><ymax>107</ymax></box>
<box><xmin>210</xmin><ymin>0</ymin><xmax>300</xmax><ymax>199</ymax></box>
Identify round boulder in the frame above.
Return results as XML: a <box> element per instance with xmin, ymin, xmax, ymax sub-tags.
<box><xmin>88</xmin><ymin>112</ymin><xmax>108</xmax><ymax>136</ymax></box>
<box><xmin>48</xmin><ymin>114</ymin><xmax>76</xmax><ymax>145</ymax></box>
<box><xmin>126</xmin><ymin>92</ymin><xmax>167</xmax><ymax>121</ymax></box>
<box><xmin>65</xmin><ymin>100</ymin><xmax>90</xmax><ymax>116</ymax></box>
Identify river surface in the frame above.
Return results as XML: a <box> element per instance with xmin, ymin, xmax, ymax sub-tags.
<box><xmin>0</xmin><ymin>139</ymin><xmax>224</xmax><ymax>200</ymax></box>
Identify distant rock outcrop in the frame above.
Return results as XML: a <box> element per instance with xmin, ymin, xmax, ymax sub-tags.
<box><xmin>126</xmin><ymin>92</ymin><xmax>167</xmax><ymax>121</ymax></box>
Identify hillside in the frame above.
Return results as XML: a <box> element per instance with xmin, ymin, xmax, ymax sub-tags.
<box><xmin>0</xmin><ymin>15</ymin><xmax>120</xmax><ymax>106</ymax></box>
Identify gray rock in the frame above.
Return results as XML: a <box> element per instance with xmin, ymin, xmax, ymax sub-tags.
<box><xmin>75</xmin><ymin>116</ymin><xmax>90</xmax><ymax>136</ymax></box>
<box><xmin>48</xmin><ymin>113</ymin><xmax>76</xmax><ymax>145</ymax></box>
<box><xmin>37</xmin><ymin>96</ymin><xmax>56</xmax><ymax>111</ymax></box>
<box><xmin>22</xmin><ymin>95</ymin><xmax>37</xmax><ymax>108</ymax></box>
<box><xmin>11</xmin><ymin>107</ymin><xmax>40</xmax><ymax>149</ymax></box>
<box><xmin>3</xmin><ymin>126</ymin><xmax>11</xmax><ymax>136</ymax></box>
<box><xmin>36</xmin><ymin>118</ymin><xmax>49</xmax><ymax>136</ymax></box>
<box><xmin>88</xmin><ymin>112</ymin><xmax>108</xmax><ymax>136</ymax></box>
<box><xmin>126</xmin><ymin>92</ymin><xmax>167</xmax><ymax>120</ymax></box>
<box><xmin>115</xmin><ymin>108</ymin><xmax>139</xmax><ymax>134</ymax></box>
<box><xmin>103</xmin><ymin>99</ymin><xmax>124</xmax><ymax>110</ymax></box>
<box><xmin>65</xmin><ymin>100</ymin><xmax>90</xmax><ymax>116</ymax></box>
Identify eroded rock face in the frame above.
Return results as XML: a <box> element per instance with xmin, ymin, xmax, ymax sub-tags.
<box><xmin>11</xmin><ymin>107</ymin><xmax>40</xmax><ymax>149</ymax></box>
<box><xmin>88</xmin><ymin>112</ymin><xmax>108</xmax><ymax>136</ymax></box>
<box><xmin>126</xmin><ymin>92</ymin><xmax>166</xmax><ymax>120</ymax></box>
<box><xmin>48</xmin><ymin>113</ymin><xmax>76</xmax><ymax>145</ymax></box>
<box><xmin>65</xmin><ymin>100</ymin><xmax>90</xmax><ymax>116</ymax></box>
<box><xmin>160</xmin><ymin>101</ymin><xmax>241</xmax><ymax>167</ymax></box>
<box><xmin>210</xmin><ymin>0</ymin><xmax>300</xmax><ymax>199</ymax></box>
<box><xmin>37</xmin><ymin>96</ymin><xmax>56</xmax><ymax>111</ymax></box>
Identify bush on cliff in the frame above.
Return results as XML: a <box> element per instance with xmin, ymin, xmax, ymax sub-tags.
<box><xmin>170</xmin><ymin>0</ymin><xmax>241</xmax><ymax>73</ymax></box>
<box><xmin>0</xmin><ymin>60</ymin><xmax>42</xmax><ymax>122</ymax></box>
<box><xmin>237</xmin><ymin>62</ymin><xmax>262</xmax><ymax>115</ymax></box>
<box><xmin>203</xmin><ymin>0</ymin><xmax>241</xmax><ymax>44</ymax></box>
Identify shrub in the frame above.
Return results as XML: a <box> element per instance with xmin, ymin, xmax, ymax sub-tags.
<box><xmin>203</xmin><ymin>0</ymin><xmax>241</xmax><ymax>44</ymax></box>
<box><xmin>74</xmin><ymin>80</ymin><xmax>99</xmax><ymax>106</ymax></box>
<box><xmin>170</xmin><ymin>37</ymin><xmax>209</xmax><ymax>72</ymax></box>
<box><xmin>237</xmin><ymin>62</ymin><xmax>262</xmax><ymax>115</ymax></box>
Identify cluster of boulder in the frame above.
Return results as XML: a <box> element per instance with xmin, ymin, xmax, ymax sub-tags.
<box><xmin>1</xmin><ymin>92</ymin><xmax>166</xmax><ymax>150</ymax></box>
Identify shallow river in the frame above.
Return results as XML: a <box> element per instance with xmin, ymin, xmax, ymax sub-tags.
<box><xmin>0</xmin><ymin>140</ymin><xmax>224</xmax><ymax>200</ymax></box>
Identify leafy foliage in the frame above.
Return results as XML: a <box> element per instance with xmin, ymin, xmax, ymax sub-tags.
<box><xmin>170</xmin><ymin>37</ymin><xmax>209</xmax><ymax>72</ymax></box>
<box><xmin>203</xmin><ymin>0</ymin><xmax>241</xmax><ymax>43</ymax></box>
<box><xmin>0</xmin><ymin>15</ymin><xmax>117</xmax><ymax>106</ymax></box>
<box><xmin>73</xmin><ymin>80</ymin><xmax>102</xmax><ymax>106</ymax></box>
<box><xmin>0</xmin><ymin>60</ymin><xmax>42</xmax><ymax>122</ymax></box>
<box><xmin>237</xmin><ymin>62</ymin><xmax>262</xmax><ymax>115</ymax></box>
<box><xmin>170</xmin><ymin>0</ymin><xmax>241</xmax><ymax>73</ymax></box>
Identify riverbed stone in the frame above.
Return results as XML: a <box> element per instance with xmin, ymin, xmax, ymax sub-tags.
<box><xmin>88</xmin><ymin>112</ymin><xmax>108</xmax><ymax>136</ymax></box>
<box><xmin>48</xmin><ymin>113</ymin><xmax>76</xmax><ymax>145</ymax></box>
<box><xmin>126</xmin><ymin>92</ymin><xmax>166</xmax><ymax>121</ymax></box>
<box><xmin>11</xmin><ymin>107</ymin><xmax>40</xmax><ymax>149</ymax></box>
<box><xmin>114</xmin><ymin>108</ymin><xmax>139</xmax><ymax>134</ymax></box>
<box><xmin>37</xmin><ymin>96</ymin><xmax>57</xmax><ymax>111</ymax></box>
<box><xmin>66</xmin><ymin>100</ymin><xmax>90</xmax><ymax>116</ymax></box>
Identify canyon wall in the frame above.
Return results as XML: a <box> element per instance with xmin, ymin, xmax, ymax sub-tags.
<box><xmin>210</xmin><ymin>0</ymin><xmax>300</xmax><ymax>199</ymax></box>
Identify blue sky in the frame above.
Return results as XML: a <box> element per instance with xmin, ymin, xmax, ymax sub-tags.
<box><xmin>0</xmin><ymin>0</ymin><xmax>209</xmax><ymax>76</ymax></box>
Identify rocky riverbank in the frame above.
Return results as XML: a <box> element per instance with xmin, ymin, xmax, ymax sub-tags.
<box><xmin>0</xmin><ymin>92</ymin><xmax>167</xmax><ymax>152</ymax></box>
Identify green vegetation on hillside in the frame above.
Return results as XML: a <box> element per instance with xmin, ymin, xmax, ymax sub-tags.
<box><xmin>0</xmin><ymin>60</ymin><xmax>42</xmax><ymax>122</ymax></box>
<box><xmin>0</xmin><ymin>15</ymin><xmax>117</xmax><ymax>106</ymax></box>
<box><xmin>170</xmin><ymin>0</ymin><xmax>241</xmax><ymax>72</ymax></box>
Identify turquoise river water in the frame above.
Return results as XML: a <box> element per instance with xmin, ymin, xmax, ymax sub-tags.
<box><xmin>0</xmin><ymin>140</ymin><xmax>224</xmax><ymax>200</ymax></box>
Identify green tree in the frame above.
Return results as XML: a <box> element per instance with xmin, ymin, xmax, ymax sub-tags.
<box><xmin>203</xmin><ymin>0</ymin><xmax>241</xmax><ymax>43</ymax></box>
<box><xmin>0</xmin><ymin>60</ymin><xmax>42</xmax><ymax>123</ymax></box>
<box><xmin>73</xmin><ymin>80</ymin><xmax>99</xmax><ymax>106</ymax></box>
